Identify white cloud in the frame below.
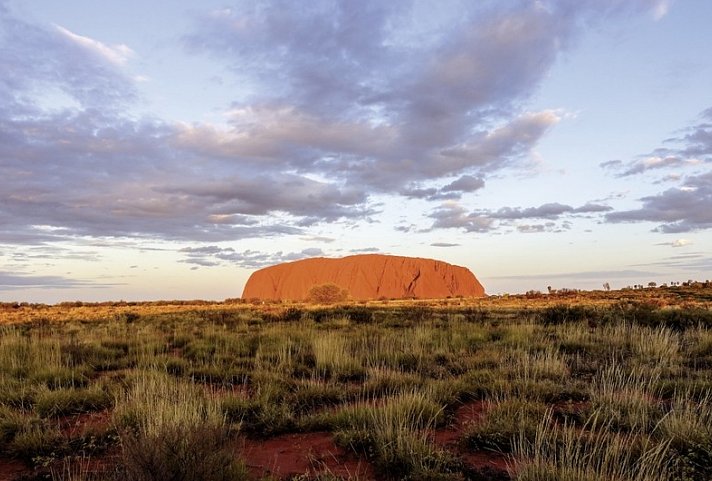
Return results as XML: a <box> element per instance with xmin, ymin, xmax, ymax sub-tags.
<box><xmin>652</xmin><ymin>0</ymin><xmax>671</xmax><ymax>20</ymax></box>
<box><xmin>55</xmin><ymin>25</ymin><xmax>134</xmax><ymax>65</ymax></box>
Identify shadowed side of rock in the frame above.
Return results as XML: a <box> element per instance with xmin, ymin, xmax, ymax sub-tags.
<box><xmin>242</xmin><ymin>254</ymin><xmax>485</xmax><ymax>301</ymax></box>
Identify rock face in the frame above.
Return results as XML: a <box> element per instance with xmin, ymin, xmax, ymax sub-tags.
<box><xmin>242</xmin><ymin>254</ymin><xmax>485</xmax><ymax>301</ymax></box>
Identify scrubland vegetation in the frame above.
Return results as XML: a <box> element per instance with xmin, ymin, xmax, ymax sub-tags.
<box><xmin>0</xmin><ymin>286</ymin><xmax>711</xmax><ymax>480</ymax></box>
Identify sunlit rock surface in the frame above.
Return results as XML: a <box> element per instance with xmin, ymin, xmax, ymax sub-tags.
<box><xmin>242</xmin><ymin>254</ymin><xmax>485</xmax><ymax>300</ymax></box>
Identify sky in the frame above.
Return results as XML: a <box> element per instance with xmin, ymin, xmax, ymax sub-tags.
<box><xmin>1</xmin><ymin>0</ymin><xmax>711</xmax><ymax>303</ymax></box>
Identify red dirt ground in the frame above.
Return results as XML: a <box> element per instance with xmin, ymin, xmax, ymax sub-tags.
<box><xmin>238</xmin><ymin>431</ymin><xmax>375</xmax><ymax>480</ymax></box>
<box><xmin>0</xmin><ymin>401</ymin><xmax>512</xmax><ymax>481</ymax></box>
<box><xmin>0</xmin><ymin>459</ymin><xmax>26</xmax><ymax>481</ymax></box>
<box><xmin>57</xmin><ymin>409</ymin><xmax>113</xmax><ymax>437</ymax></box>
<box><xmin>431</xmin><ymin>400</ymin><xmax>511</xmax><ymax>476</ymax></box>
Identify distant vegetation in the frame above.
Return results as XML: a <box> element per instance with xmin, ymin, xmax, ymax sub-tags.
<box><xmin>0</xmin><ymin>285</ymin><xmax>711</xmax><ymax>480</ymax></box>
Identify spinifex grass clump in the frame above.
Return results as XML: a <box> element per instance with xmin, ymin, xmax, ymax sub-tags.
<box><xmin>590</xmin><ymin>363</ymin><xmax>663</xmax><ymax>433</ymax></box>
<box><xmin>463</xmin><ymin>396</ymin><xmax>548</xmax><ymax>453</ymax></box>
<box><xmin>114</xmin><ymin>372</ymin><xmax>246</xmax><ymax>481</ymax></box>
<box><xmin>35</xmin><ymin>386</ymin><xmax>113</xmax><ymax>418</ymax></box>
<box><xmin>334</xmin><ymin>390</ymin><xmax>456</xmax><ymax>480</ymax></box>
<box><xmin>513</xmin><ymin>412</ymin><xmax>671</xmax><ymax>481</ymax></box>
<box><xmin>655</xmin><ymin>391</ymin><xmax>712</xmax><ymax>480</ymax></box>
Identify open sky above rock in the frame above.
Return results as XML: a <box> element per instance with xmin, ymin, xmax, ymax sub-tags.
<box><xmin>1</xmin><ymin>0</ymin><xmax>711</xmax><ymax>302</ymax></box>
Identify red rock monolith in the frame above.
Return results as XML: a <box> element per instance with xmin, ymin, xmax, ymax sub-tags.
<box><xmin>241</xmin><ymin>254</ymin><xmax>485</xmax><ymax>300</ymax></box>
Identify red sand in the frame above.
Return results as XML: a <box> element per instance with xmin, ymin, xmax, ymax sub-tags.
<box><xmin>0</xmin><ymin>401</ymin><xmax>511</xmax><ymax>481</ymax></box>
<box><xmin>238</xmin><ymin>432</ymin><xmax>374</xmax><ymax>480</ymax></box>
<box><xmin>431</xmin><ymin>401</ymin><xmax>511</xmax><ymax>476</ymax></box>
<box><xmin>0</xmin><ymin>459</ymin><xmax>26</xmax><ymax>481</ymax></box>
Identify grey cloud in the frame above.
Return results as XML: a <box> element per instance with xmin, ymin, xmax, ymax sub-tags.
<box><xmin>517</xmin><ymin>224</ymin><xmax>548</xmax><ymax>233</ymax></box>
<box><xmin>632</xmin><ymin>255</ymin><xmax>712</xmax><ymax>272</ymax></box>
<box><xmin>0</xmin><ymin>6</ymin><xmax>136</xmax><ymax>112</ymax></box>
<box><xmin>618</xmin><ymin>155</ymin><xmax>697</xmax><ymax>177</ymax></box>
<box><xmin>0</xmin><ymin>6</ymin><xmax>375</xmax><ymax>247</ymax></box>
<box><xmin>179</xmin><ymin>257</ymin><xmax>221</xmax><ymax>267</ymax></box>
<box><xmin>179</xmin><ymin>245</ymin><xmax>325</xmax><ymax>269</ymax></box>
<box><xmin>442</xmin><ymin>175</ymin><xmax>485</xmax><ymax>193</ymax></box>
<box><xmin>350</xmin><ymin>247</ymin><xmax>380</xmax><ymax>253</ymax></box>
<box><xmin>606</xmin><ymin>107</ymin><xmax>712</xmax><ymax>177</ymax></box>
<box><xmin>606</xmin><ymin>171</ymin><xmax>712</xmax><ymax>232</ymax></box>
<box><xmin>491</xmin><ymin>202</ymin><xmax>611</xmax><ymax>220</ymax></box>
<box><xmin>398</xmin><ymin>187</ymin><xmax>439</xmax><ymax>200</ymax></box>
<box><xmin>430</xmin><ymin>242</ymin><xmax>459</xmax><ymax>247</ymax></box>
<box><xmin>0</xmin><ymin>109</ymin><xmax>367</xmax><ymax>243</ymax></box>
<box><xmin>573</xmin><ymin>203</ymin><xmax>614</xmax><ymax>214</ymax></box>
<box><xmin>430</xmin><ymin>204</ymin><xmax>495</xmax><ymax>233</ymax></box>
<box><xmin>184</xmin><ymin>2</ymin><xmax>662</xmax><ymax>194</ymax></box>
<box><xmin>431</xmin><ymin>200</ymin><xmax>611</xmax><ymax>232</ymax></box>
<box><xmin>395</xmin><ymin>224</ymin><xmax>417</xmax><ymax>233</ymax></box>
<box><xmin>600</xmin><ymin>160</ymin><xmax>623</xmax><ymax>170</ymax></box>
<box><xmin>160</xmin><ymin>174</ymin><xmax>370</xmax><ymax>222</ymax></box>
<box><xmin>0</xmin><ymin>1</ymin><xmax>672</xmax><ymax>253</ymax></box>
<box><xmin>0</xmin><ymin>271</ymin><xmax>121</xmax><ymax>290</ymax></box>
<box><xmin>300</xmin><ymin>235</ymin><xmax>336</xmax><ymax>243</ymax></box>
<box><xmin>602</xmin><ymin>106</ymin><xmax>712</xmax><ymax>232</ymax></box>
<box><xmin>491</xmin><ymin>203</ymin><xmax>574</xmax><ymax>220</ymax></box>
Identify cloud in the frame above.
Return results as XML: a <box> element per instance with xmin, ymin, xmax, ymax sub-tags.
<box><xmin>430</xmin><ymin>203</ymin><xmax>495</xmax><ymax>233</ymax></box>
<box><xmin>604</xmin><ymin>107</ymin><xmax>712</xmax><ymax>177</ymax></box>
<box><xmin>430</xmin><ymin>200</ymin><xmax>611</xmax><ymax>233</ymax></box>
<box><xmin>0</xmin><ymin>271</ymin><xmax>121</xmax><ymax>290</ymax></box>
<box><xmin>0</xmin><ymin>7</ymin><xmax>136</xmax><ymax>111</ymax></box>
<box><xmin>430</xmin><ymin>242</ymin><xmax>460</xmax><ymax>247</ymax></box>
<box><xmin>0</xmin><ymin>1</ymin><xmax>673</xmax><ymax>253</ymax></box>
<box><xmin>651</xmin><ymin>0</ymin><xmax>671</xmax><ymax>20</ymax></box>
<box><xmin>602</xmin><ymin>106</ymin><xmax>712</xmax><ymax>233</ymax></box>
<box><xmin>54</xmin><ymin>25</ymin><xmax>134</xmax><ymax>65</ymax></box>
<box><xmin>350</xmin><ymin>247</ymin><xmax>380</xmax><ymax>253</ymax></box>
<box><xmin>179</xmin><ymin>246</ymin><xmax>325</xmax><ymax>269</ymax></box>
<box><xmin>183</xmin><ymin>1</ymin><xmax>662</xmax><ymax>195</ymax></box>
<box><xmin>617</xmin><ymin>155</ymin><xmax>700</xmax><ymax>177</ymax></box>
<box><xmin>606</xmin><ymin>170</ymin><xmax>712</xmax><ymax>232</ymax></box>
<box><xmin>442</xmin><ymin>175</ymin><xmax>485</xmax><ymax>193</ymax></box>
<box><xmin>632</xmin><ymin>254</ymin><xmax>712</xmax><ymax>272</ymax></box>
<box><xmin>656</xmin><ymin>239</ymin><xmax>692</xmax><ymax>247</ymax></box>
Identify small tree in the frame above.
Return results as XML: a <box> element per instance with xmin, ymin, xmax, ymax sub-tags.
<box><xmin>603</xmin><ymin>282</ymin><xmax>610</xmax><ymax>292</ymax></box>
<box><xmin>306</xmin><ymin>283</ymin><xmax>349</xmax><ymax>304</ymax></box>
